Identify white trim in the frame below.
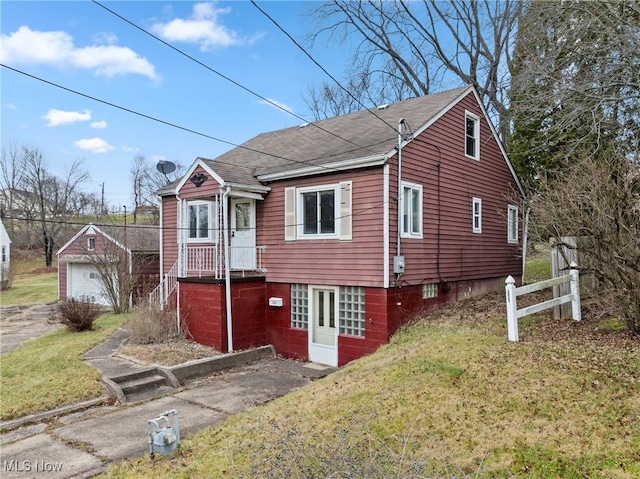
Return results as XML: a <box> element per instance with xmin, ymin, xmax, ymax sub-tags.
<box><xmin>308</xmin><ymin>284</ymin><xmax>339</xmax><ymax>367</ymax></box>
<box><xmin>258</xmin><ymin>154</ymin><xmax>387</xmax><ymax>181</ymax></box>
<box><xmin>472</xmin><ymin>197</ymin><xmax>482</xmax><ymax>234</ymax></box>
<box><xmin>464</xmin><ymin>110</ymin><xmax>480</xmax><ymax>160</ymax></box>
<box><xmin>185</xmin><ymin>200</ymin><xmax>216</xmax><ymax>244</ymax></box>
<box><xmin>508</xmin><ymin>204</ymin><xmax>519</xmax><ymax>243</ymax></box>
<box><xmin>159</xmin><ymin>198</ymin><xmax>164</xmax><ymax>279</ymax></box>
<box><xmin>58</xmin><ymin>223</ymin><xmax>127</xmax><ymax>256</ymax></box>
<box><xmin>296</xmin><ymin>184</ymin><xmax>340</xmax><ymax>240</ymax></box>
<box><xmin>400</xmin><ymin>181</ymin><xmax>423</xmax><ymax>239</ymax></box>
<box><xmin>383</xmin><ymin>163</ymin><xmax>390</xmax><ymax>288</ymax></box>
<box><xmin>174</xmin><ymin>158</ymin><xmax>225</xmax><ymax>193</ymax></box>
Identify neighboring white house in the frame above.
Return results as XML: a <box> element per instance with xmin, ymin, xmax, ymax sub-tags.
<box><xmin>0</xmin><ymin>219</ymin><xmax>11</xmax><ymax>288</ymax></box>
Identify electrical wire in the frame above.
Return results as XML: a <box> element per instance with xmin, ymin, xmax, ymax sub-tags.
<box><xmin>0</xmin><ymin>64</ymin><xmax>376</xmax><ymax>175</ymax></box>
<box><xmin>250</xmin><ymin>0</ymin><xmax>401</xmax><ymax>135</ymax></box>
<box><xmin>91</xmin><ymin>0</ymin><xmax>378</xmax><ymax>157</ymax></box>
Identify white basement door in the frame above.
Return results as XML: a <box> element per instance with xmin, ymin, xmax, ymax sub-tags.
<box><xmin>68</xmin><ymin>263</ymin><xmax>111</xmax><ymax>306</ymax></box>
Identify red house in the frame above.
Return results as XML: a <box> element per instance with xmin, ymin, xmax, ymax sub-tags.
<box><xmin>156</xmin><ymin>85</ymin><xmax>524</xmax><ymax>366</ymax></box>
<box><xmin>58</xmin><ymin>224</ymin><xmax>160</xmax><ymax>308</ymax></box>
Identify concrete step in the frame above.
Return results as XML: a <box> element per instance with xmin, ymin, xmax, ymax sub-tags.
<box><xmin>119</xmin><ymin>375</ymin><xmax>167</xmax><ymax>396</ymax></box>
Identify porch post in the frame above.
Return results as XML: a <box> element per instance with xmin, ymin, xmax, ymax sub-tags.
<box><xmin>223</xmin><ymin>187</ymin><xmax>233</xmax><ymax>352</ymax></box>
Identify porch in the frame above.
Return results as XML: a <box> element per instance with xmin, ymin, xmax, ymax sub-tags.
<box><xmin>179</xmin><ymin>243</ymin><xmax>267</xmax><ymax>279</ymax></box>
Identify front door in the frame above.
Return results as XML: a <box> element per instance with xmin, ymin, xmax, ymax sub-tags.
<box><xmin>308</xmin><ymin>287</ymin><xmax>338</xmax><ymax>366</ymax></box>
<box><xmin>230</xmin><ymin>198</ymin><xmax>256</xmax><ymax>270</ymax></box>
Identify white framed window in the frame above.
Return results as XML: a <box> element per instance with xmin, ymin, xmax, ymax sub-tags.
<box><xmin>1</xmin><ymin>246</ymin><xmax>6</xmax><ymax>263</ymax></box>
<box><xmin>298</xmin><ymin>185</ymin><xmax>337</xmax><ymax>238</ymax></box>
<box><xmin>187</xmin><ymin>200</ymin><xmax>213</xmax><ymax>242</ymax></box>
<box><xmin>291</xmin><ymin>284</ymin><xmax>309</xmax><ymax>329</ymax></box>
<box><xmin>401</xmin><ymin>182</ymin><xmax>423</xmax><ymax>238</ymax></box>
<box><xmin>508</xmin><ymin>205</ymin><xmax>519</xmax><ymax>243</ymax></box>
<box><xmin>422</xmin><ymin>283</ymin><xmax>438</xmax><ymax>299</ymax></box>
<box><xmin>339</xmin><ymin>286</ymin><xmax>365</xmax><ymax>337</ymax></box>
<box><xmin>465</xmin><ymin>111</ymin><xmax>480</xmax><ymax>160</ymax></box>
<box><xmin>472</xmin><ymin>197</ymin><xmax>482</xmax><ymax>233</ymax></box>
<box><xmin>87</xmin><ymin>237</ymin><xmax>95</xmax><ymax>251</ymax></box>
<box><xmin>285</xmin><ymin>182</ymin><xmax>352</xmax><ymax>241</ymax></box>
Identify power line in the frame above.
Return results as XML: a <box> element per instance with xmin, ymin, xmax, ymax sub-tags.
<box><xmin>90</xmin><ymin>0</ymin><xmax>378</xmax><ymax>157</ymax></box>
<box><xmin>250</xmin><ymin>0</ymin><xmax>401</xmax><ymax>135</ymax></box>
<box><xmin>0</xmin><ymin>64</ymin><xmax>373</xmax><ymax>175</ymax></box>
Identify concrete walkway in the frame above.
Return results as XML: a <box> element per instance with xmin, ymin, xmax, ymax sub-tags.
<box><xmin>1</xmin><ymin>355</ymin><xmax>335</xmax><ymax>478</ymax></box>
<box><xmin>0</xmin><ymin>303</ymin><xmax>61</xmax><ymax>353</ymax></box>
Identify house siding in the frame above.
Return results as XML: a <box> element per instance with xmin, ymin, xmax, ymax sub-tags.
<box><xmin>389</xmin><ymin>92</ymin><xmax>521</xmax><ymax>286</ymax></box>
<box><xmin>258</xmin><ymin>168</ymin><xmax>386</xmax><ymax>287</ymax></box>
<box><xmin>161</xmin><ymin>196</ymin><xmax>178</xmax><ymax>275</ymax></box>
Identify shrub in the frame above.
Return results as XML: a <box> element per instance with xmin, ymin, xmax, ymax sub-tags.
<box><xmin>127</xmin><ymin>304</ymin><xmax>181</xmax><ymax>344</ymax></box>
<box><xmin>58</xmin><ymin>297</ymin><xmax>103</xmax><ymax>332</ymax></box>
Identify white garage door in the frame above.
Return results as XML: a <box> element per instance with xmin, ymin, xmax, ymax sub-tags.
<box><xmin>68</xmin><ymin>263</ymin><xmax>112</xmax><ymax>306</ymax></box>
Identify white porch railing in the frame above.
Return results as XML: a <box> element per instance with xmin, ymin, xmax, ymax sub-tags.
<box><xmin>148</xmin><ymin>260</ymin><xmax>178</xmax><ymax>309</ymax></box>
<box><xmin>505</xmin><ymin>262</ymin><xmax>581</xmax><ymax>342</ymax></box>
<box><xmin>180</xmin><ymin>244</ymin><xmax>266</xmax><ymax>279</ymax></box>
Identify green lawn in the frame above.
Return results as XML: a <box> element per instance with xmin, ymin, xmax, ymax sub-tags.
<box><xmin>103</xmin><ymin>295</ymin><xmax>639</xmax><ymax>479</ymax></box>
<box><xmin>0</xmin><ymin>313</ymin><xmax>127</xmax><ymax>421</ymax></box>
<box><xmin>0</xmin><ymin>259</ymin><xmax>58</xmax><ymax>305</ymax></box>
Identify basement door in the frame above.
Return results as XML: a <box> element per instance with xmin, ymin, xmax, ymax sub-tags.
<box><xmin>308</xmin><ymin>286</ymin><xmax>338</xmax><ymax>366</ymax></box>
<box><xmin>230</xmin><ymin>198</ymin><xmax>256</xmax><ymax>270</ymax></box>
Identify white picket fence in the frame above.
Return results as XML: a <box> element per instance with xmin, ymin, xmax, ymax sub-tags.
<box><xmin>505</xmin><ymin>262</ymin><xmax>581</xmax><ymax>342</ymax></box>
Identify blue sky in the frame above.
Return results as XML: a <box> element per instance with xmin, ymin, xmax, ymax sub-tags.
<box><xmin>1</xmin><ymin>1</ymin><xmax>350</xmax><ymax>208</ymax></box>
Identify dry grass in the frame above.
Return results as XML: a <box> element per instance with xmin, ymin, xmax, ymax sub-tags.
<box><xmin>118</xmin><ymin>339</ymin><xmax>219</xmax><ymax>367</ymax></box>
<box><xmin>104</xmin><ymin>293</ymin><xmax>639</xmax><ymax>479</ymax></box>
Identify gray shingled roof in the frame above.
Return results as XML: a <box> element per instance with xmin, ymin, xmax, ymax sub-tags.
<box><xmin>169</xmin><ymin>86</ymin><xmax>471</xmax><ymax>190</ymax></box>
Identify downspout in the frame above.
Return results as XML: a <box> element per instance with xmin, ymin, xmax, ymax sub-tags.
<box><xmin>223</xmin><ymin>186</ymin><xmax>233</xmax><ymax>352</ymax></box>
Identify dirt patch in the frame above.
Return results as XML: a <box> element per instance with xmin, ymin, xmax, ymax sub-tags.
<box><xmin>118</xmin><ymin>339</ymin><xmax>220</xmax><ymax>367</ymax></box>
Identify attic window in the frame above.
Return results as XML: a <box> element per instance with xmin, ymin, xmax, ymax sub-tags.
<box><xmin>465</xmin><ymin>111</ymin><xmax>480</xmax><ymax>160</ymax></box>
<box><xmin>87</xmin><ymin>237</ymin><xmax>95</xmax><ymax>251</ymax></box>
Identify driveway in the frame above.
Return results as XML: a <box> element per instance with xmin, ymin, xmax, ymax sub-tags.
<box><xmin>0</xmin><ymin>303</ymin><xmax>61</xmax><ymax>354</ymax></box>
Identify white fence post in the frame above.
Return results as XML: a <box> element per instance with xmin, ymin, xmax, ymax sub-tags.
<box><xmin>505</xmin><ymin>275</ymin><xmax>518</xmax><ymax>342</ymax></box>
<box><xmin>569</xmin><ymin>262</ymin><xmax>581</xmax><ymax>321</ymax></box>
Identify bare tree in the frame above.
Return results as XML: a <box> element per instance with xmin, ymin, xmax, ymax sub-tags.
<box><xmin>0</xmin><ymin>143</ymin><xmax>26</xmax><ymax>234</ymax></box>
<box><xmin>130</xmin><ymin>154</ymin><xmax>185</xmax><ymax>214</ymax></box>
<box><xmin>529</xmin><ymin>151</ymin><xmax>640</xmax><ymax>334</ymax></box>
<box><xmin>80</xmin><ymin>226</ymin><xmax>158</xmax><ymax>314</ymax></box>
<box><xmin>21</xmin><ymin>147</ymin><xmax>90</xmax><ymax>266</ymax></box>
<box><xmin>510</xmin><ymin>0</ymin><xmax>640</xmax><ymax>185</ymax></box>
<box><xmin>305</xmin><ymin>0</ymin><xmax>522</xmax><ymax>139</ymax></box>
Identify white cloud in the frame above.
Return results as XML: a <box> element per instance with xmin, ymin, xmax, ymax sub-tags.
<box><xmin>122</xmin><ymin>146</ymin><xmax>139</xmax><ymax>153</ymax></box>
<box><xmin>42</xmin><ymin>109</ymin><xmax>91</xmax><ymax>127</ymax></box>
<box><xmin>151</xmin><ymin>2</ymin><xmax>263</xmax><ymax>50</ymax></box>
<box><xmin>5</xmin><ymin>103</ymin><xmax>17</xmax><ymax>110</ymax></box>
<box><xmin>74</xmin><ymin>137</ymin><xmax>115</xmax><ymax>153</ymax></box>
<box><xmin>90</xmin><ymin>120</ymin><xmax>107</xmax><ymax>129</ymax></box>
<box><xmin>0</xmin><ymin>26</ymin><xmax>159</xmax><ymax>80</ymax></box>
<box><xmin>258</xmin><ymin>98</ymin><xmax>294</xmax><ymax>114</ymax></box>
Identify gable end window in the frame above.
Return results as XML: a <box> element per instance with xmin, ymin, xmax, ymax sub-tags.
<box><xmin>87</xmin><ymin>237</ymin><xmax>95</xmax><ymax>251</ymax></box>
<box><xmin>188</xmin><ymin>200</ymin><xmax>214</xmax><ymax>242</ymax></box>
<box><xmin>472</xmin><ymin>197</ymin><xmax>482</xmax><ymax>233</ymax></box>
<box><xmin>508</xmin><ymin>205</ymin><xmax>519</xmax><ymax>243</ymax></box>
<box><xmin>465</xmin><ymin>111</ymin><xmax>480</xmax><ymax>160</ymax></box>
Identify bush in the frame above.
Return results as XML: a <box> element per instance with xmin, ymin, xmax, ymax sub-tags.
<box><xmin>58</xmin><ymin>298</ymin><xmax>103</xmax><ymax>332</ymax></box>
<box><xmin>127</xmin><ymin>304</ymin><xmax>181</xmax><ymax>344</ymax></box>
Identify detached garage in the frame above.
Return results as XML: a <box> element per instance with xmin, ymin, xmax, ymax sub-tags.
<box><xmin>58</xmin><ymin>224</ymin><xmax>159</xmax><ymax>309</ymax></box>
<box><xmin>67</xmin><ymin>262</ymin><xmax>112</xmax><ymax>305</ymax></box>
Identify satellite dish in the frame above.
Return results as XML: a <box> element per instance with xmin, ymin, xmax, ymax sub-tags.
<box><xmin>156</xmin><ymin>160</ymin><xmax>176</xmax><ymax>175</ymax></box>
